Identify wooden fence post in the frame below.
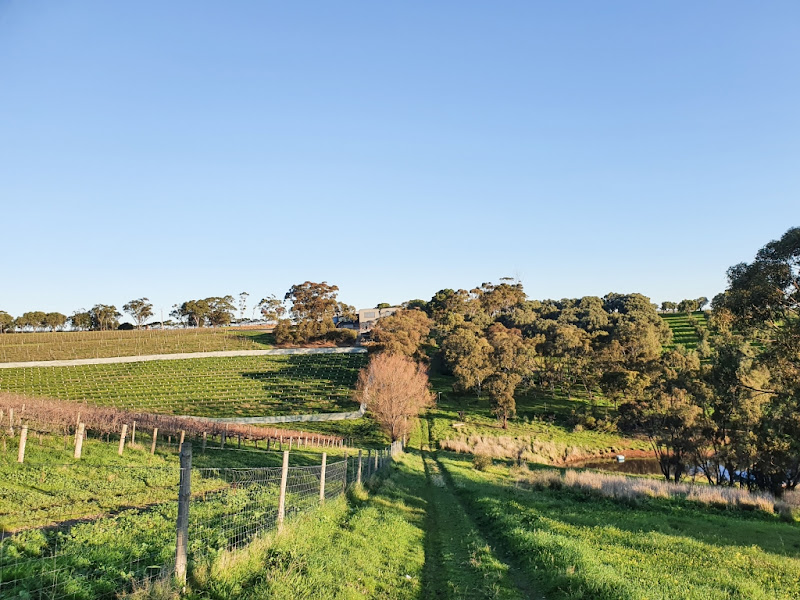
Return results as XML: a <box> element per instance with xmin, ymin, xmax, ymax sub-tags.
<box><xmin>179</xmin><ymin>430</ymin><xmax>186</xmax><ymax>453</ymax></box>
<box><xmin>151</xmin><ymin>427</ymin><xmax>158</xmax><ymax>455</ymax></box>
<box><xmin>277</xmin><ymin>450</ymin><xmax>289</xmax><ymax>532</ymax></box>
<box><xmin>319</xmin><ymin>452</ymin><xmax>327</xmax><ymax>504</ymax></box>
<box><xmin>357</xmin><ymin>449</ymin><xmax>363</xmax><ymax>485</ymax></box>
<box><xmin>202</xmin><ymin>432</ymin><xmax>207</xmax><ymax>452</ymax></box>
<box><xmin>175</xmin><ymin>442</ymin><xmax>192</xmax><ymax>586</ymax></box>
<box><xmin>17</xmin><ymin>425</ymin><xmax>28</xmax><ymax>463</ymax></box>
<box><xmin>8</xmin><ymin>408</ymin><xmax>14</xmax><ymax>436</ymax></box>
<box><xmin>74</xmin><ymin>423</ymin><xmax>85</xmax><ymax>459</ymax></box>
<box><xmin>118</xmin><ymin>424</ymin><xmax>128</xmax><ymax>456</ymax></box>
<box><xmin>343</xmin><ymin>450</ymin><xmax>348</xmax><ymax>488</ymax></box>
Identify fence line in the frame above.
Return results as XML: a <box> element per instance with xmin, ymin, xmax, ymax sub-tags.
<box><xmin>0</xmin><ymin>441</ymin><xmax>403</xmax><ymax>600</ymax></box>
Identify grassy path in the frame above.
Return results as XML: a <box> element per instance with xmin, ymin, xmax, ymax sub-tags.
<box><xmin>418</xmin><ymin>418</ymin><xmax>540</xmax><ymax>600</ymax></box>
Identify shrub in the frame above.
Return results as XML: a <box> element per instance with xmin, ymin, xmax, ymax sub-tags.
<box><xmin>273</xmin><ymin>319</ymin><xmax>294</xmax><ymax>344</ymax></box>
<box><xmin>324</xmin><ymin>328</ymin><xmax>357</xmax><ymax>345</ymax></box>
<box><xmin>472</xmin><ymin>455</ymin><xmax>492</xmax><ymax>471</ymax></box>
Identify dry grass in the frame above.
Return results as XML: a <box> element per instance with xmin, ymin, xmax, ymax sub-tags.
<box><xmin>515</xmin><ymin>466</ymin><xmax>785</xmax><ymax>516</ymax></box>
<box><xmin>440</xmin><ymin>433</ymin><xmax>597</xmax><ymax>464</ymax></box>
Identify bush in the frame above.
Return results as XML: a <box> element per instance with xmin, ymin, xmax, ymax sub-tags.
<box><xmin>273</xmin><ymin>319</ymin><xmax>294</xmax><ymax>344</ymax></box>
<box><xmin>472</xmin><ymin>455</ymin><xmax>492</xmax><ymax>471</ymax></box>
<box><xmin>325</xmin><ymin>328</ymin><xmax>357</xmax><ymax>345</ymax></box>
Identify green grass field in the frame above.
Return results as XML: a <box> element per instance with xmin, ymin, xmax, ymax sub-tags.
<box><xmin>0</xmin><ymin>353</ymin><xmax>367</xmax><ymax>417</ymax></box>
<box><xmin>438</xmin><ymin>452</ymin><xmax>800</xmax><ymax>600</ymax></box>
<box><xmin>0</xmin><ymin>328</ymin><xmax>275</xmax><ymax>363</ymax></box>
<box><xmin>1</xmin><ymin>430</ymin><xmax>361</xmax><ymax>599</ymax></box>
<box><xmin>0</xmin><ymin>430</ymin><xmax>352</xmax><ymax>532</ymax></box>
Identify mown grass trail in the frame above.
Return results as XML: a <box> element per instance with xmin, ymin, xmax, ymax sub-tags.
<box><xmin>418</xmin><ymin>415</ymin><xmax>539</xmax><ymax>600</ymax></box>
<box><xmin>190</xmin><ymin>436</ymin><xmax>539</xmax><ymax>600</ymax></box>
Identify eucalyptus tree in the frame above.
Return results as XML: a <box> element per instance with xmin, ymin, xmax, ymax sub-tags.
<box><xmin>123</xmin><ymin>298</ymin><xmax>153</xmax><ymax>329</ymax></box>
<box><xmin>90</xmin><ymin>305</ymin><xmax>121</xmax><ymax>331</ymax></box>
<box><xmin>0</xmin><ymin>311</ymin><xmax>14</xmax><ymax>333</ymax></box>
<box><xmin>711</xmin><ymin>226</ymin><xmax>800</xmax><ymax>494</ymax></box>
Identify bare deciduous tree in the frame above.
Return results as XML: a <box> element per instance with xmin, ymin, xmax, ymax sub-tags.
<box><xmin>356</xmin><ymin>353</ymin><xmax>433</xmax><ymax>443</ymax></box>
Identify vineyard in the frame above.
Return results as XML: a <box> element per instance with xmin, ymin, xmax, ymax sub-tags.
<box><xmin>661</xmin><ymin>311</ymin><xmax>710</xmax><ymax>351</ymax></box>
<box><xmin>0</xmin><ymin>328</ymin><xmax>274</xmax><ymax>363</ymax></box>
<box><xmin>0</xmin><ymin>352</ymin><xmax>368</xmax><ymax>417</ymax></box>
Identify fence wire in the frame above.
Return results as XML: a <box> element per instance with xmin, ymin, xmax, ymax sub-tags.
<box><xmin>0</xmin><ymin>465</ymin><xmax>178</xmax><ymax>600</ymax></box>
<box><xmin>1</xmin><ymin>446</ymin><xmax>394</xmax><ymax>599</ymax></box>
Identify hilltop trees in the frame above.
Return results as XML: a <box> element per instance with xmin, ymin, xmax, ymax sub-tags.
<box><xmin>43</xmin><ymin>312</ymin><xmax>67</xmax><ymax>331</ymax></box>
<box><xmin>356</xmin><ymin>352</ymin><xmax>433</xmax><ymax>443</ymax></box>
<box><xmin>171</xmin><ymin>297</ymin><xmax>235</xmax><ymax>327</ymax></box>
<box><xmin>90</xmin><ymin>305</ymin><xmax>121</xmax><ymax>331</ymax></box>
<box><xmin>661</xmin><ymin>301</ymin><xmax>677</xmax><ymax>312</ymax></box>
<box><xmin>370</xmin><ymin>308</ymin><xmax>432</xmax><ymax>358</ymax></box>
<box><xmin>257</xmin><ymin>295</ymin><xmax>286</xmax><ymax>323</ymax></box>
<box><xmin>123</xmin><ymin>298</ymin><xmax>153</xmax><ymax>329</ymax></box>
<box><xmin>0</xmin><ymin>311</ymin><xmax>12</xmax><ymax>333</ymax></box>
<box><xmin>282</xmin><ymin>281</ymin><xmax>340</xmax><ymax>343</ymax></box>
<box><xmin>69</xmin><ymin>311</ymin><xmax>92</xmax><ymax>331</ymax></box>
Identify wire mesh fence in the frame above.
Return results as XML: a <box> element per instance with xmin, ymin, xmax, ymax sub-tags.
<box><xmin>0</xmin><ymin>441</ymin><xmax>401</xmax><ymax>599</ymax></box>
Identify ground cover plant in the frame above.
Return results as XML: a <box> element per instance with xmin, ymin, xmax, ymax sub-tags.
<box><xmin>437</xmin><ymin>451</ymin><xmax>800</xmax><ymax>600</ymax></box>
<box><xmin>0</xmin><ymin>329</ymin><xmax>275</xmax><ymax>363</ymax></box>
<box><xmin>0</xmin><ymin>352</ymin><xmax>367</xmax><ymax>417</ymax></box>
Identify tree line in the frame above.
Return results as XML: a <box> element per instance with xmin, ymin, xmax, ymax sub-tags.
<box><xmin>0</xmin><ymin>286</ymin><xmax>354</xmax><ymax>334</ymax></box>
<box><xmin>363</xmin><ymin>229</ymin><xmax>799</xmax><ymax>496</ymax></box>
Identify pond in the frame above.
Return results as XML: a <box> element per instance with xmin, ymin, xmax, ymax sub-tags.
<box><xmin>569</xmin><ymin>457</ymin><xmax>664</xmax><ymax>475</ymax></box>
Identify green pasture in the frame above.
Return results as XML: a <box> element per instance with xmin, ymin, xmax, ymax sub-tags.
<box><xmin>0</xmin><ymin>353</ymin><xmax>367</xmax><ymax>418</ymax></box>
<box><xmin>0</xmin><ymin>328</ymin><xmax>274</xmax><ymax>363</ymax></box>
<box><xmin>0</xmin><ymin>429</ymin><xmax>352</xmax><ymax>532</ymax></box>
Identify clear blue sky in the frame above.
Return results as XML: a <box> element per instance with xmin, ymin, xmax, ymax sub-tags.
<box><xmin>1</xmin><ymin>2</ymin><xmax>798</xmax><ymax>321</ymax></box>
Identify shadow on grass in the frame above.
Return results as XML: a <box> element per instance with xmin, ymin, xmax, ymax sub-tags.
<box><xmin>440</xmin><ymin>451</ymin><xmax>800</xmax><ymax>561</ymax></box>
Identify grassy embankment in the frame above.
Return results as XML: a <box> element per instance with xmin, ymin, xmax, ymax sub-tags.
<box><xmin>0</xmin><ymin>328</ymin><xmax>275</xmax><ymax>363</ymax></box>
<box><xmin>426</xmin><ymin>373</ymin><xmax>650</xmax><ymax>465</ymax></box>
<box><xmin>1</xmin><ymin>429</ymin><xmax>360</xmax><ymax>599</ymax></box>
<box><xmin>437</xmin><ymin>450</ymin><xmax>800</xmax><ymax>600</ymax></box>
<box><xmin>0</xmin><ymin>429</ymin><xmax>350</xmax><ymax>532</ymax></box>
